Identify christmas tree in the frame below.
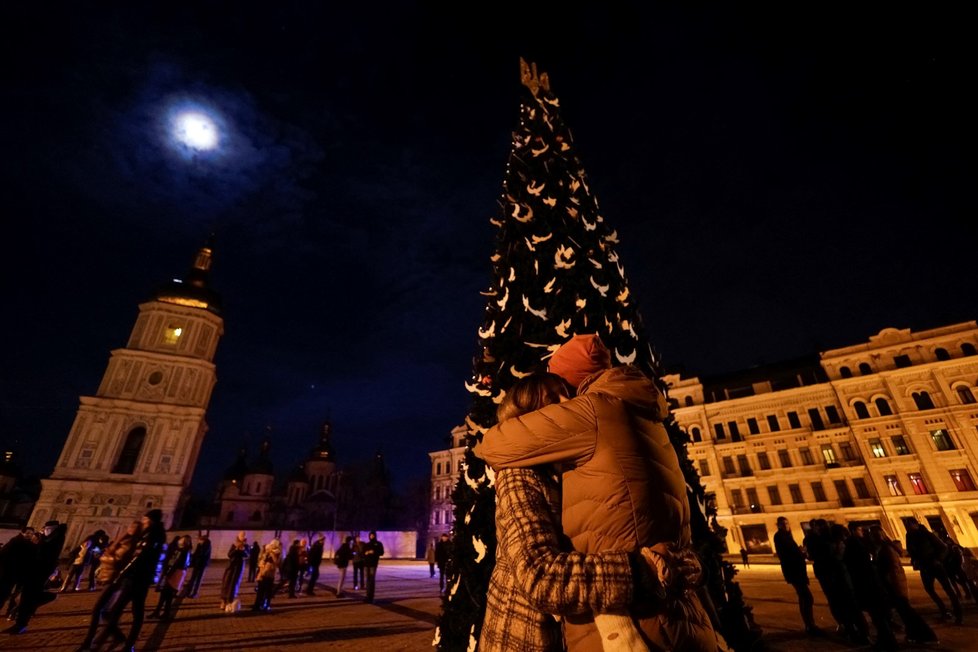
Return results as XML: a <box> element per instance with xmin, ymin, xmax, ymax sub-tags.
<box><xmin>435</xmin><ymin>60</ymin><xmax>759</xmax><ymax>651</ymax></box>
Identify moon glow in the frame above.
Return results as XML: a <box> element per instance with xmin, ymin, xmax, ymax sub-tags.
<box><xmin>173</xmin><ymin>111</ymin><xmax>219</xmax><ymax>150</ymax></box>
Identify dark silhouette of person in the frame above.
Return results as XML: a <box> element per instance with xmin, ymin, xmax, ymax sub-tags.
<box><xmin>773</xmin><ymin>517</ymin><xmax>818</xmax><ymax>635</ymax></box>
<box><xmin>905</xmin><ymin>520</ymin><xmax>962</xmax><ymax>624</ymax></box>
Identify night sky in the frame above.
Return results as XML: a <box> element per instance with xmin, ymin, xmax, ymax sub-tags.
<box><xmin>1</xmin><ymin>3</ymin><xmax>973</xmax><ymax>494</ymax></box>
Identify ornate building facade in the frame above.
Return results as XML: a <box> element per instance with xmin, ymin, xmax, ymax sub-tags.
<box><xmin>204</xmin><ymin>422</ymin><xmax>343</xmax><ymax>530</ymax></box>
<box><xmin>428</xmin><ymin>322</ymin><xmax>978</xmax><ymax>551</ymax></box>
<box><xmin>427</xmin><ymin>424</ymin><xmax>467</xmax><ymax>539</ymax></box>
<box><xmin>29</xmin><ymin>243</ymin><xmax>223</xmax><ymax>545</ymax></box>
<box><xmin>668</xmin><ymin>322</ymin><xmax>978</xmax><ymax>552</ymax></box>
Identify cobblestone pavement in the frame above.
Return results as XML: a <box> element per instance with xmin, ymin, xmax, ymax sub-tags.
<box><xmin>3</xmin><ymin>561</ymin><xmax>977</xmax><ymax>651</ymax></box>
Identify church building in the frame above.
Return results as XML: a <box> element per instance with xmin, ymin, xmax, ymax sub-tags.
<box><xmin>29</xmin><ymin>242</ymin><xmax>223</xmax><ymax>545</ymax></box>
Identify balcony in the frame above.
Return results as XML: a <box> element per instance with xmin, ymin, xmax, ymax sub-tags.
<box><xmin>730</xmin><ymin>504</ymin><xmax>764</xmax><ymax>515</ymax></box>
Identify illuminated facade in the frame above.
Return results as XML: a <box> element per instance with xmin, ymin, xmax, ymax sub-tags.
<box><xmin>428</xmin><ymin>424</ymin><xmax>468</xmax><ymax>539</ymax></box>
<box><xmin>30</xmin><ymin>243</ymin><xmax>223</xmax><ymax>546</ymax></box>
<box><xmin>666</xmin><ymin>322</ymin><xmax>978</xmax><ymax>552</ymax></box>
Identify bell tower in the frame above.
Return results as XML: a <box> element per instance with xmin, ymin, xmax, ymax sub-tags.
<box><xmin>30</xmin><ymin>240</ymin><xmax>224</xmax><ymax>544</ymax></box>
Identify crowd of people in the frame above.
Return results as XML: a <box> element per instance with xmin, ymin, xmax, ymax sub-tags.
<box><xmin>774</xmin><ymin>515</ymin><xmax>978</xmax><ymax>650</ymax></box>
<box><xmin>0</xmin><ymin>515</ymin><xmax>389</xmax><ymax>651</ymax></box>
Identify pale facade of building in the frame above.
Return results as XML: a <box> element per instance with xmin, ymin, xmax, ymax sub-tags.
<box><xmin>30</xmin><ymin>244</ymin><xmax>223</xmax><ymax>546</ymax></box>
<box><xmin>666</xmin><ymin>322</ymin><xmax>978</xmax><ymax>553</ymax></box>
<box><xmin>428</xmin><ymin>424</ymin><xmax>468</xmax><ymax>539</ymax></box>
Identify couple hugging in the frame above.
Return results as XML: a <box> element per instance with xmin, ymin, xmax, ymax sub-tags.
<box><xmin>476</xmin><ymin>334</ymin><xmax>730</xmax><ymax>652</ymax></box>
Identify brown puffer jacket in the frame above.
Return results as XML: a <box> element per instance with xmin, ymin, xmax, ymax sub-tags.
<box><xmin>480</xmin><ymin>365</ymin><xmax>723</xmax><ymax>652</ymax></box>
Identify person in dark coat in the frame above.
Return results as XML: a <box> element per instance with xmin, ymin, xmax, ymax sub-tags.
<box><xmin>0</xmin><ymin>528</ymin><xmax>36</xmax><ymax>618</ymax></box>
<box><xmin>6</xmin><ymin>520</ymin><xmax>66</xmax><ymax>635</ymax></box>
<box><xmin>905</xmin><ymin>520</ymin><xmax>962</xmax><ymax>623</ymax></box>
<box><xmin>220</xmin><ymin>531</ymin><xmax>249</xmax><ymax>612</ymax></box>
<box><xmin>150</xmin><ymin>535</ymin><xmax>192</xmax><ymax>620</ymax></box>
<box><xmin>334</xmin><ymin>536</ymin><xmax>353</xmax><ymax>597</ymax></box>
<box><xmin>247</xmin><ymin>541</ymin><xmax>261</xmax><ymax>583</ymax></box>
<box><xmin>284</xmin><ymin>539</ymin><xmax>301</xmax><ymax>598</ymax></box>
<box><xmin>867</xmin><ymin>526</ymin><xmax>937</xmax><ymax>645</ymax></box>
<box><xmin>306</xmin><ymin>534</ymin><xmax>325</xmax><ymax>595</ymax></box>
<box><xmin>85</xmin><ymin>531</ymin><xmax>109</xmax><ymax>592</ymax></box>
<box><xmin>77</xmin><ymin>520</ymin><xmax>141</xmax><ymax>652</ymax></box>
<box><xmin>361</xmin><ymin>531</ymin><xmax>384</xmax><ymax>603</ymax></box>
<box><xmin>841</xmin><ymin>525</ymin><xmax>897</xmax><ymax>651</ymax></box>
<box><xmin>434</xmin><ymin>533</ymin><xmax>451</xmax><ymax>594</ymax></box>
<box><xmin>773</xmin><ymin>517</ymin><xmax>818</xmax><ymax>634</ymax></box>
<box><xmin>180</xmin><ymin>533</ymin><xmax>211</xmax><ymax>598</ymax></box>
<box><xmin>90</xmin><ymin>509</ymin><xmax>167</xmax><ymax>651</ymax></box>
<box><xmin>351</xmin><ymin>534</ymin><xmax>364</xmax><ymax>590</ymax></box>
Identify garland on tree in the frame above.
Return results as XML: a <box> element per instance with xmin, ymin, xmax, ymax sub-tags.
<box><xmin>435</xmin><ymin>59</ymin><xmax>760</xmax><ymax>651</ymax></box>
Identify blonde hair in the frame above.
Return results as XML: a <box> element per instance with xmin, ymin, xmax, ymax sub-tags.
<box><xmin>496</xmin><ymin>372</ymin><xmax>569</xmax><ymax>423</ymax></box>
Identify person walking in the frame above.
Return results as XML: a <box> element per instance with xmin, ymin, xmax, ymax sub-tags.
<box><xmin>61</xmin><ymin>535</ymin><xmax>94</xmax><ymax>592</ymax></box>
<box><xmin>351</xmin><ymin>535</ymin><xmax>364</xmax><ymax>590</ymax></box>
<box><xmin>426</xmin><ymin>539</ymin><xmax>436</xmax><ymax>578</ymax></box>
<box><xmin>76</xmin><ymin>520</ymin><xmax>142</xmax><ymax>652</ymax></box>
<box><xmin>252</xmin><ymin>539</ymin><xmax>282</xmax><ymax>612</ymax></box>
<box><xmin>739</xmin><ymin>547</ymin><xmax>750</xmax><ymax>569</ymax></box>
<box><xmin>89</xmin><ymin>509</ymin><xmax>167</xmax><ymax>651</ymax></box>
<box><xmin>149</xmin><ymin>535</ymin><xmax>191</xmax><ymax>621</ymax></box>
<box><xmin>220</xmin><ymin>531</ymin><xmax>249</xmax><ymax>613</ymax></box>
<box><xmin>334</xmin><ymin>536</ymin><xmax>353</xmax><ymax>597</ymax></box>
<box><xmin>773</xmin><ymin>517</ymin><xmax>819</xmax><ymax>635</ymax></box>
<box><xmin>284</xmin><ymin>539</ymin><xmax>301</xmax><ymax>598</ymax></box>
<box><xmin>247</xmin><ymin>541</ymin><xmax>261</xmax><ymax>583</ymax></box>
<box><xmin>361</xmin><ymin>531</ymin><xmax>384</xmax><ymax>603</ymax></box>
<box><xmin>306</xmin><ymin>534</ymin><xmax>325</xmax><ymax>595</ymax></box>
<box><xmin>434</xmin><ymin>533</ymin><xmax>451</xmax><ymax>594</ymax></box>
<box><xmin>85</xmin><ymin>531</ymin><xmax>108</xmax><ymax>592</ymax></box>
<box><xmin>868</xmin><ymin>526</ymin><xmax>938</xmax><ymax>645</ymax></box>
<box><xmin>906</xmin><ymin>520</ymin><xmax>962</xmax><ymax>623</ymax></box>
<box><xmin>180</xmin><ymin>533</ymin><xmax>211</xmax><ymax>599</ymax></box>
<box><xmin>5</xmin><ymin>520</ymin><xmax>66</xmax><ymax>635</ymax></box>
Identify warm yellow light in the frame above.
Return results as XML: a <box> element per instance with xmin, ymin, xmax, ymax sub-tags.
<box><xmin>159</xmin><ymin>296</ymin><xmax>210</xmax><ymax>309</ymax></box>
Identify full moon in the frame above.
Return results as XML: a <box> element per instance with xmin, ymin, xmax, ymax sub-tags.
<box><xmin>173</xmin><ymin>111</ymin><xmax>219</xmax><ymax>150</ymax></box>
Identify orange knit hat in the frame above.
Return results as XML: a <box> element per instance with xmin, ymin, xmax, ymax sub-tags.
<box><xmin>548</xmin><ymin>334</ymin><xmax>611</xmax><ymax>390</ymax></box>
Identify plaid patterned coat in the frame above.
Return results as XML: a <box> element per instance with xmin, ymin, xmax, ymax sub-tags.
<box><xmin>479</xmin><ymin>467</ymin><xmax>634</xmax><ymax>652</ymax></box>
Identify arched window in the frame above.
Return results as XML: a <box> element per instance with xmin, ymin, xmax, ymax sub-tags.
<box><xmin>690</xmin><ymin>427</ymin><xmax>702</xmax><ymax>443</ymax></box>
<box><xmin>840</xmin><ymin>366</ymin><xmax>853</xmax><ymax>378</ymax></box>
<box><xmin>935</xmin><ymin>348</ymin><xmax>950</xmax><ymax>361</ymax></box>
<box><xmin>962</xmin><ymin>343</ymin><xmax>977</xmax><ymax>356</ymax></box>
<box><xmin>858</xmin><ymin>362</ymin><xmax>873</xmax><ymax>375</ymax></box>
<box><xmin>875</xmin><ymin>397</ymin><xmax>893</xmax><ymax>416</ymax></box>
<box><xmin>853</xmin><ymin>401</ymin><xmax>870</xmax><ymax>419</ymax></box>
<box><xmin>957</xmin><ymin>386</ymin><xmax>976</xmax><ymax>405</ymax></box>
<box><xmin>912</xmin><ymin>391</ymin><xmax>935</xmax><ymax>410</ymax></box>
<box><xmin>684</xmin><ymin>396</ymin><xmax>694</xmax><ymax>407</ymax></box>
<box><xmin>112</xmin><ymin>427</ymin><xmax>147</xmax><ymax>475</ymax></box>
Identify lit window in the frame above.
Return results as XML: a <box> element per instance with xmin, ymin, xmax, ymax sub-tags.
<box><xmin>821</xmin><ymin>444</ymin><xmax>837</xmax><ymax>465</ymax></box>
<box><xmin>950</xmin><ymin>469</ymin><xmax>977</xmax><ymax>492</ymax></box>
<box><xmin>884</xmin><ymin>475</ymin><xmax>903</xmax><ymax>496</ymax></box>
<box><xmin>931</xmin><ymin>429</ymin><xmax>955</xmax><ymax>451</ymax></box>
<box><xmin>869</xmin><ymin>438</ymin><xmax>887</xmax><ymax>458</ymax></box>
<box><xmin>163</xmin><ymin>325</ymin><xmax>184</xmax><ymax>345</ymax></box>
<box><xmin>891</xmin><ymin>435</ymin><xmax>911</xmax><ymax>455</ymax></box>
<box><xmin>908</xmin><ymin>473</ymin><xmax>929</xmax><ymax>495</ymax></box>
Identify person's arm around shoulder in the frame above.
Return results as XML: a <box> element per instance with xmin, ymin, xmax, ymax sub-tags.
<box><xmin>495</xmin><ymin>467</ymin><xmax>634</xmax><ymax>615</ymax></box>
<box><xmin>477</xmin><ymin>396</ymin><xmax>598</xmax><ymax>469</ymax></box>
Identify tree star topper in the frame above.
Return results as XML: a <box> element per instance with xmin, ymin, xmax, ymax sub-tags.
<box><xmin>520</xmin><ymin>58</ymin><xmax>551</xmax><ymax>97</ymax></box>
